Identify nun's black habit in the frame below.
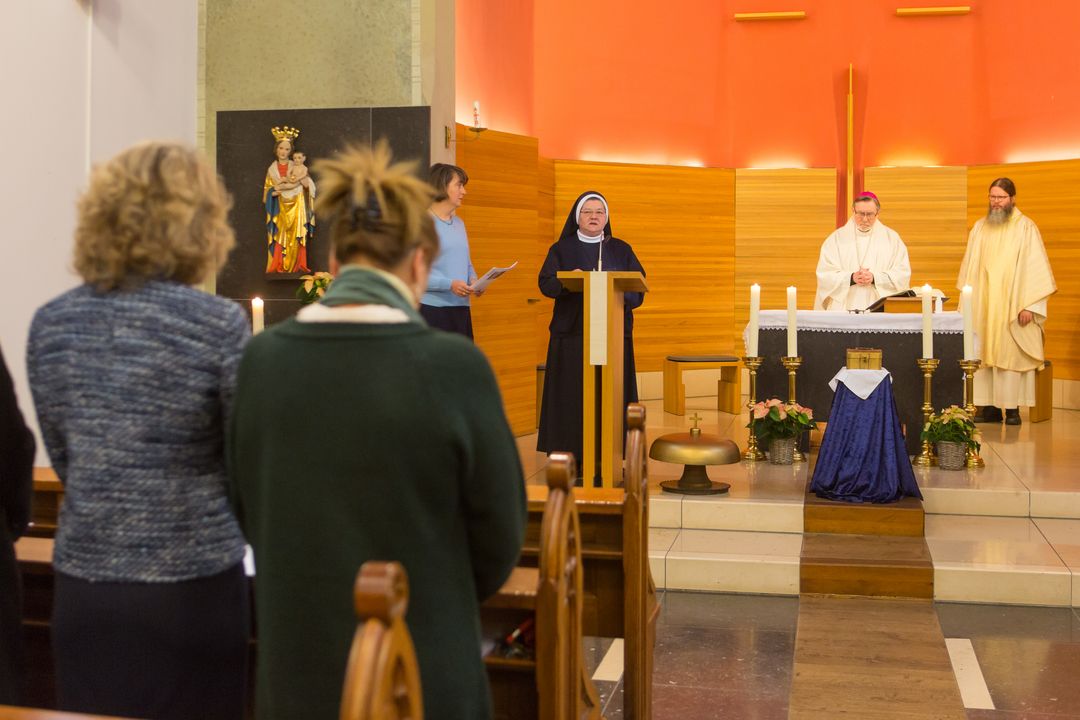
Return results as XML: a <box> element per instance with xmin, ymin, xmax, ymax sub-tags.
<box><xmin>536</xmin><ymin>191</ymin><xmax>645</xmax><ymax>478</ymax></box>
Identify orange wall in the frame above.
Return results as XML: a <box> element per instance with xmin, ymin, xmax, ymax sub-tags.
<box><xmin>459</xmin><ymin>1</ymin><xmax>1080</xmax><ymax>184</ymax></box>
<box><xmin>455</xmin><ymin>0</ymin><xmax>533</xmax><ymax>136</ymax></box>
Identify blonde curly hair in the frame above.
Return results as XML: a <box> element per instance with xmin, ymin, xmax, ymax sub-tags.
<box><xmin>74</xmin><ymin>141</ymin><xmax>235</xmax><ymax>290</ymax></box>
<box><xmin>314</xmin><ymin>141</ymin><xmax>438</xmax><ymax>269</ymax></box>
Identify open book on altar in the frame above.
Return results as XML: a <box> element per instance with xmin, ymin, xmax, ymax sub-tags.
<box><xmin>862</xmin><ymin>287</ymin><xmax>948</xmax><ymax>313</ymax></box>
<box><xmin>471</xmin><ymin>261</ymin><xmax>517</xmax><ymax>292</ymax></box>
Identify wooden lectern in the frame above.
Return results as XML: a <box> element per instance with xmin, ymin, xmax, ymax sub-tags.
<box><xmin>869</xmin><ymin>295</ymin><xmax>950</xmax><ymax>313</ymax></box>
<box><xmin>558</xmin><ymin>271</ymin><xmax>648</xmax><ymax>488</ymax></box>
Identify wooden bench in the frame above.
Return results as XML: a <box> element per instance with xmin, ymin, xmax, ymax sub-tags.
<box><xmin>662</xmin><ymin>355</ymin><xmax>742</xmax><ymax>416</ymax></box>
<box><xmin>27</xmin><ymin>468</ymin><xmax>62</xmax><ymax>539</ymax></box>
<box><xmin>340</xmin><ymin>561</ymin><xmax>423</xmax><ymax>720</ymax></box>
<box><xmin>483</xmin><ymin>453</ymin><xmax>601</xmax><ymax>720</ymax></box>
<box><xmin>1032</xmin><ymin>360</ymin><xmax>1053</xmax><ymax>423</ymax></box>
<box><xmin>519</xmin><ymin>405</ymin><xmax>657</xmax><ymax>719</ymax></box>
<box><xmin>0</xmin><ymin>706</ymin><xmax>135</xmax><ymax>719</ymax></box>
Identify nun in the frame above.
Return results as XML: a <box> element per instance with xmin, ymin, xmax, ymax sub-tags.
<box><xmin>536</xmin><ymin>191</ymin><xmax>645</xmax><ymax>482</ymax></box>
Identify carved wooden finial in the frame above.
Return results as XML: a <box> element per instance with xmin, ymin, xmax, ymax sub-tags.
<box><xmin>627</xmin><ymin>402</ymin><xmax>646</xmax><ymax>431</ymax></box>
<box><xmin>547</xmin><ymin>452</ymin><xmax>575</xmax><ymax>492</ymax></box>
<box><xmin>353</xmin><ymin>561</ymin><xmax>409</xmax><ymax>623</ymax></box>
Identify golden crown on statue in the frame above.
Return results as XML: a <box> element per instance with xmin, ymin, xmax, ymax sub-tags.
<box><xmin>271</xmin><ymin>126</ymin><xmax>301</xmax><ymax>143</ymax></box>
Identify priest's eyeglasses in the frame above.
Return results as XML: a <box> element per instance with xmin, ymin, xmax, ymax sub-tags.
<box><xmin>988</xmin><ymin>193</ymin><xmax>1011</xmax><ymax>202</ymax></box>
<box><xmin>854</xmin><ymin>211</ymin><xmax>878</xmax><ymax>219</ymax></box>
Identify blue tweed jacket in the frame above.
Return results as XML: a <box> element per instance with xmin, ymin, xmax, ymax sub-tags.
<box><xmin>27</xmin><ymin>280</ymin><xmax>249</xmax><ymax>582</ymax></box>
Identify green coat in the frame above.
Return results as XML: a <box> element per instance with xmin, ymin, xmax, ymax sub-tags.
<box><xmin>229</xmin><ymin>315</ymin><xmax>526</xmax><ymax>720</ymax></box>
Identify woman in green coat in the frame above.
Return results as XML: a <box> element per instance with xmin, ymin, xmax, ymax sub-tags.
<box><xmin>230</xmin><ymin>143</ymin><xmax>527</xmax><ymax>720</ymax></box>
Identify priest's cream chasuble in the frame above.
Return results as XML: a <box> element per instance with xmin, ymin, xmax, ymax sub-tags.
<box><xmin>957</xmin><ymin>209</ymin><xmax>1056</xmax><ymax>407</ymax></box>
<box><xmin>814</xmin><ymin>219</ymin><xmax>911</xmax><ymax>311</ymax></box>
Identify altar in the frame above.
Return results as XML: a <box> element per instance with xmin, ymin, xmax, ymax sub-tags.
<box><xmin>748</xmin><ymin>311</ymin><xmax>966</xmax><ymax>456</ymax></box>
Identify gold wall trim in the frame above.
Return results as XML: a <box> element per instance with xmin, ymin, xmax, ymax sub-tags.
<box><xmin>733</xmin><ymin>11</ymin><xmax>807</xmax><ymax>21</ymax></box>
<box><xmin>896</xmin><ymin>6</ymin><xmax>971</xmax><ymax>16</ymax></box>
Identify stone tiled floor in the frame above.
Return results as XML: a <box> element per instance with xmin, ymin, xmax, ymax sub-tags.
<box><xmin>526</xmin><ymin>396</ymin><xmax>1080</xmax><ymax>715</ymax></box>
<box><xmin>587</xmin><ymin>591</ymin><xmax>1080</xmax><ymax>718</ymax></box>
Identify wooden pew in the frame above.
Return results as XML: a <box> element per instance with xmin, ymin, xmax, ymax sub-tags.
<box><xmin>520</xmin><ymin>405</ymin><xmax>657</xmax><ymax>720</ymax></box>
<box><xmin>22</xmin><ymin>417</ymin><xmax>657</xmax><ymax>718</ymax></box>
<box><xmin>0</xmin><ymin>707</ymin><xmax>135</xmax><ymax>719</ymax></box>
<box><xmin>27</xmin><ymin>468</ymin><xmax>62</xmax><ymax>539</ymax></box>
<box><xmin>483</xmin><ymin>454</ymin><xmax>601</xmax><ymax>720</ymax></box>
<box><xmin>17</xmin><ymin>458</ymin><xmax>599</xmax><ymax>720</ymax></box>
<box><xmin>340</xmin><ymin>561</ymin><xmax>423</xmax><ymax>720</ymax></box>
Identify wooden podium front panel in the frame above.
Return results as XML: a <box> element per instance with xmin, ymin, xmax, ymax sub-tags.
<box><xmin>560</xmin><ymin>271</ymin><xmax>648</xmax><ymax>488</ymax></box>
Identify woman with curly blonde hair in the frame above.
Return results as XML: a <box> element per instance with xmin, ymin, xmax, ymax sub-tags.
<box><xmin>230</xmin><ymin>143</ymin><xmax>526</xmax><ymax>720</ymax></box>
<box><xmin>27</xmin><ymin>141</ymin><xmax>250</xmax><ymax>720</ymax></box>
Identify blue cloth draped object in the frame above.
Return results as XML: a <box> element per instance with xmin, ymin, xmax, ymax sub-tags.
<box><xmin>810</xmin><ymin>379</ymin><xmax>922</xmax><ymax>503</ymax></box>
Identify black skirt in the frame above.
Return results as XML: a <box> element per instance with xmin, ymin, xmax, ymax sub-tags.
<box><xmin>0</xmin><ymin>528</ymin><xmax>23</xmax><ymax>705</ymax></box>
<box><xmin>52</xmin><ymin>563</ymin><xmax>249</xmax><ymax>720</ymax></box>
<box><xmin>537</xmin><ymin>332</ymin><xmax>638</xmax><ymax>472</ymax></box>
<box><xmin>420</xmin><ymin>304</ymin><xmax>474</xmax><ymax>340</ymax></box>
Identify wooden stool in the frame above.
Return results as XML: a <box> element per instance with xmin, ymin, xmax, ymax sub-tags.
<box><xmin>662</xmin><ymin>355</ymin><xmax>741</xmax><ymax>416</ymax></box>
<box><xmin>1031</xmin><ymin>360</ymin><xmax>1053</xmax><ymax>423</ymax></box>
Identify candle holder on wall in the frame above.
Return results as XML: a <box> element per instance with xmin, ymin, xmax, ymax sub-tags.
<box><xmin>443</xmin><ymin>125</ymin><xmax>487</xmax><ymax>148</ymax></box>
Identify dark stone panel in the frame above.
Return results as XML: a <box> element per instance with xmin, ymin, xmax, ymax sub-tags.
<box><xmin>651</xmin><ymin>683</ymin><xmax>790</xmax><ymax>720</ymax></box>
<box><xmin>652</xmin><ymin>625</ymin><xmax>795</xmax><ymax>698</ymax></box>
<box><xmin>215</xmin><ymin>106</ymin><xmax>430</xmax><ymax>327</ymax></box>
<box><xmin>372</xmin><ymin>106</ymin><xmax>431</xmax><ymax>172</ymax></box>
<box><xmin>938</xmin><ymin>603</ymin><xmax>1080</xmax><ymax>718</ymax></box>
<box><xmin>937</xmin><ymin>602</ymin><xmax>1080</xmax><ymax>642</ymax></box>
<box><xmin>659</xmin><ymin>590</ymin><xmax>800</xmax><ymax>633</ymax></box>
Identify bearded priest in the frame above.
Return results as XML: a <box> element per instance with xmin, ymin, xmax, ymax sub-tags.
<box><xmin>958</xmin><ymin>178</ymin><xmax>1056</xmax><ymax>426</ymax></box>
<box><xmin>814</xmin><ymin>191</ymin><xmax>912</xmax><ymax>311</ymax></box>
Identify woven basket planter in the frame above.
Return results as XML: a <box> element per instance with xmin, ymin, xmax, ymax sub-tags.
<box><xmin>769</xmin><ymin>437</ymin><xmax>796</xmax><ymax>465</ymax></box>
<box><xmin>936</xmin><ymin>441</ymin><xmax>967</xmax><ymax>471</ymax></box>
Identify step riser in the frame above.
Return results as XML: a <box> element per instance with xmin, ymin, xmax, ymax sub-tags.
<box><xmin>803</xmin><ymin>509</ymin><xmax>923</xmax><ymax>536</ymax></box>
<box><xmin>800</xmin><ymin>564</ymin><xmax>934</xmax><ymax>599</ymax></box>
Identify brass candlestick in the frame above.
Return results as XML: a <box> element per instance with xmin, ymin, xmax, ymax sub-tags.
<box><xmin>743</xmin><ymin>356</ymin><xmax>765</xmax><ymax>462</ymax></box>
<box><xmin>959</xmin><ymin>358</ymin><xmax>985</xmax><ymax>468</ymax></box>
<box><xmin>781</xmin><ymin>356</ymin><xmax>805</xmax><ymax>462</ymax></box>
<box><xmin>914</xmin><ymin>357</ymin><xmax>940</xmax><ymax>467</ymax></box>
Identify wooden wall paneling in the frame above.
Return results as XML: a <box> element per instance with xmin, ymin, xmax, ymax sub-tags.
<box><xmin>863</xmin><ymin>166</ymin><xmax>968</xmax><ymax>310</ymax></box>
<box><xmin>967</xmin><ymin>160</ymin><xmax>1080</xmax><ymax>380</ymax></box>
<box><xmin>552</xmin><ymin>161</ymin><xmax>736</xmax><ymax>372</ymax></box>
<box><xmin>536</xmin><ymin>157</ymin><xmax>556</xmax><ymax>373</ymax></box>
<box><xmin>734</xmin><ymin>169</ymin><xmax>836</xmax><ymax>348</ymax></box>
<box><xmin>456</xmin><ymin>125</ymin><xmax>541</xmax><ymax>435</ymax></box>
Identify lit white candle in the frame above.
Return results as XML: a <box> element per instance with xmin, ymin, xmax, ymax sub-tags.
<box><xmin>748</xmin><ymin>284</ymin><xmax>761</xmax><ymax>356</ymax></box>
<box><xmin>473</xmin><ymin>100</ymin><xmax>481</xmax><ymax>128</ymax></box>
<box><xmin>961</xmin><ymin>285</ymin><xmax>974</xmax><ymax>360</ymax></box>
<box><xmin>786</xmin><ymin>286</ymin><xmax>798</xmax><ymax>357</ymax></box>
<box><xmin>921</xmin><ymin>284</ymin><xmax>933</xmax><ymax>358</ymax></box>
<box><xmin>251</xmin><ymin>297</ymin><xmax>264</xmax><ymax>335</ymax></box>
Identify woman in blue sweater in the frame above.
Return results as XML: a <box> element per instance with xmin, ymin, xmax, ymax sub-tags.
<box><xmin>26</xmin><ymin>142</ymin><xmax>249</xmax><ymax>720</ymax></box>
<box><xmin>420</xmin><ymin>163</ymin><xmax>482</xmax><ymax>338</ymax></box>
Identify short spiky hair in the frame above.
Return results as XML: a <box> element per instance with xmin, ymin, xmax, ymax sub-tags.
<box><xmin>73</xmin><ymin>141</ymin><xmax>235</xmax><ymax>291</ymax></box>
<box><xmin>314</xmin><ymin>142</ymin><xmax>438</xmax><ymax>268</ymax></box>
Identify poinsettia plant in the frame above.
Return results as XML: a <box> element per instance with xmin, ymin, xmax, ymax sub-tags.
<box><xmin>747</xmin><ymin>398</ymin><xmax>818</xmax><ymax>443</ymax></box>
<box><xmin>921</xmin><ymin>405</ymin><xmax>981</xmax><ymax>452</ymax></box>
<box><xmin>295</xmin><ymin>271</ymin><xmax>333</xmax><ymax>305</ymax></box>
